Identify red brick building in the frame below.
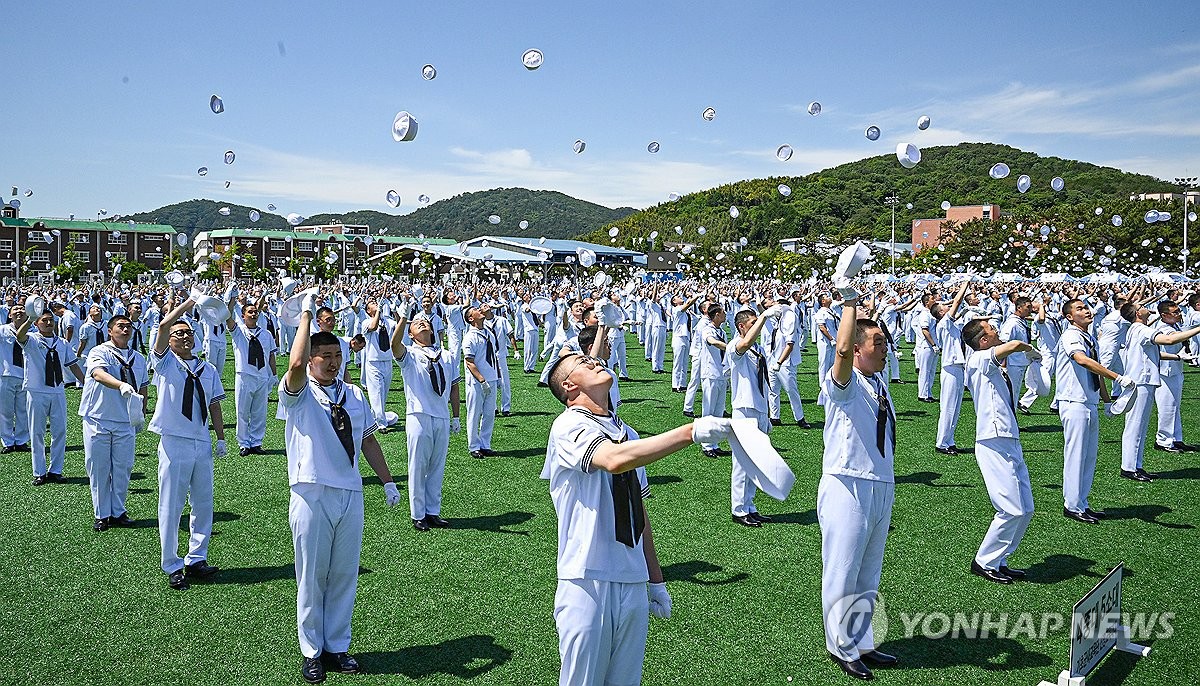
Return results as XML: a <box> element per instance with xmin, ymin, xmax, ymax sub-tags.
<box><xmin>912</xmin><ymin>204</ymin><xmax>1000</xmax><ymax>252</ymax></box>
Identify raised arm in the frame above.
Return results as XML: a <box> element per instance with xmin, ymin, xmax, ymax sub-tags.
<box><xmin>831</xmin><ymin>294</ymin><xmax>860</xmax><ymax>388</ymax></box>
<box><xmin>155</xmin><ymin>295</ymin><xmax>195</xmax><ymax>356</ymax></box>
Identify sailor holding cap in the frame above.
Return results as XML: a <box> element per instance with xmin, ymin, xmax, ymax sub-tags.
<box><xmin>542</xmin><ymin>346</ymin><xmax>729</xmax><ymax>686</ymax></box>
<box><xmin>149</xmin><ymin>294</ymin><xmax>227</xmax><ymax>589</ymax></box>
<box><xmin>225</xmin><ymin>293</ymin><xmax>277</xmax><ymax>456</ymax></box>
<box><xmin>0</xmin><ymin>304</ymin><xmax>30</xmax><ymax>453</ymax></box>
<box><xmin>463</xmin><ymin>304</ymin><xmax>501</xmax><ymax>458</ymax></box>
<box><xmin>78</xmin><ymin>314</ymin><xmax>148</xmax><ymax>532</ymax></box>
<box><xmin>279</xmin><ymin>296</ymin><xmax>402</xmax><ymax>684</ymax></box>
<box><xmin>360</xmin><ymin>299</ymin><xmax>397</xmax><ymax>431</ymax></box>
<box><xmin>1151</xmin><ymin>300</ymin><xmax>1200</xmax><ymax>453</ymax></box>
<box><xmin>726</xmin><ymin>304</ymin><xmax>779</xmax><ymax>526</ymax></box>
<box><xmin>817</xmin><ymin>283</ymin><xmax>898</xmax><ymax>681</ymax></box>
<box><xmin>933</xmin><ymin>278</ymin><xmax>972</xmax><ymax>455</ymax></box>
<box><xmin>17</xmin><ymin>305</ymin><xmax>84</xmax><ymax>485</ymax></box>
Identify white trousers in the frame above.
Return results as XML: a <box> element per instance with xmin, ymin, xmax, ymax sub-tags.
<box><xmin>769</xmin><ymin>364</ymin><xmax>804</xmax><ymax>422</ymax></box>
<box><xmin>818</xmin><ymin>474</ymin><xmax>893</xmax><ymax>661</ymax></box>
<box><xmin>973</xmin><ymin>437</ymin><xmax>1033</xmax><ymax>570</ymax></box>
<box><xmin>646</xmin><ymin>326</ymin><xmax>666</xmax><ymax>371</ymax></box>
<box><xmin>554</xmin><ymin>579</ymin><xmax>648</xmax><ymax>686</ymax></box>
<box><xmin>683</xmin><ymin>348</ymin><xmax>702</xmax><ymax>412</ymax></box>
<box><xmin>1121</xmin><ymin>385</ymin><xmax>1156</xmax><ymax>471</ymax></box>
<box><xmin>407</xmin><ymin>413</ymin><xmax>449</xmax><ymax>520</ymax></box>
<box><xmin>731</xmin><ymin>408</ymin><xmax>769</xmax><ymax>515</ymax></box>
<box><xmin>523</xmin><ymin>329</ymin><xmax>540</xmax><ymax>372</ymax></box>
<box><xmin>1060</xmin><ymin>400</ymin><xmax>1099</xmax><ymax>513</ymax></box>
<box><xmin>816</xmin><ymin>343</ymin><xmax>835</xmax><ymax>405</ymax></box>
<box><xmin>0</xmin><ymin>375</ymin><xmax>29</xmax><ymax>446</ymax></box>
<box><xmin>699</xmin><ymin>377</ymin><xmax>727</xmax><ymax>450</ymax></box>
<box><xmin>84</xmin><ymin>417</ymin><xmax>135</xmax><ymax>520</ymax></box>
<box><xmin>290</xmin><ymin>483</ymin><xmax>364</xmax><ymax>659</ymax></box>
<box><xmin>361</xmin><ymin>360</ymin><xmax>394</xmax><ymax>427</ymax></box>
<box><xmin>1154</xmin><ymin>373</ymin><xmax>1184</xmax><ymax>446</ymax></box>
<box><xmin>670</xmin><ymin>335</ymin><xmax>690</xmax><ymax>388</ymax></box>
<box><xmin>935</xmin><ymin>364</ymin><xmax>965</xmax><ymax>449</ymax></box>
<box><xmin>915</xmin><ymin>347</ymin><xmax>937</xmax><ymax>398</ymax></box>
<box><xmin>235</xmin><ymin>374</ymin><xmax>272</xmax><ymax>449</ymax></box>
<box><xmin>465</xmin><ymin>377</ymin><xmax>497</xmax><ymax>451</ymax></box>
<box><xmin>28</xmin><ymin>390</ymin><xmax>66</xmax><ymax>476</ymax></box>
<box><xmin>887</xmin><ymin>348</ymin><xmax>900</xmax><ymax>382</ymax></box>
<box><xmin>497</xmin><ymin>352</ymin><xmax>512</xmax><ymax>413</ymax></box>
<box><xmin>157</xmin><ymin>435</ymin><xmax>214</xmax><ymax>574</ymax></box>
<box><xmin>608</xmin><ymin>332</ymin><xmax>628</xmax><ymax>378</ymax></box>
<box><xmin>1006</xmin><ymin>364</ymin><xmax>1028</xmax><ymax>409</ymax></box>
<box><xmin>205</xmin><ymin>339</ymin><xmax>227</xmax><ymax>375</ymax></box>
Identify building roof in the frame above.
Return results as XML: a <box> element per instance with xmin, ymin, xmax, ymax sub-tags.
<box><xmin>201</xmin><ymin>228</ymin><xmax>457</xmax><ymax>245</ymax></box>
<box><xmin>462</xmin><ymin>235</ymin><xmax>642</xmax><ymax>257</ymax></box>
<box><xmin>0</xmin><ymin>217</ymin><xmax>177</xmax><ymax>234</ymax></box>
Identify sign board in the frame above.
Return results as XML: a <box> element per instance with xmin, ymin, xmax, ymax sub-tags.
<box><xmin>1070</xmin><ymin>564</ymin><xmax>1123</xmax><ymax>677</ymax></box>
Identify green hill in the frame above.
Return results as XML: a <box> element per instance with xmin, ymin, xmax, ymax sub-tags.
<box><xmin>581</xmin><ymin>142</ymin><xmax>1176</xmax><ymax>249</ymax></box>
<box><xmin>122</xmin><ymin>189</ymin><xmax>635</xmax><ymax>241</ymax></box>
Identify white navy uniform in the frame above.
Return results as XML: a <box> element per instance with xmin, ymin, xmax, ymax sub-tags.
<box><xmin>1020</xmin><ymin>317</ymin><xmax>1062</xmax><ymax>410</ymax></box>
<box><xmin>486</xmin><ymin>317</ymin><xmax>514</xmax><ymax>414</ymax></box>
<box><xmin>964</xmin><ymin>348</ymin><xmax>1033</xmax><ymax>571</ymax></box>
<box><xmin>645</xmin><ymin>299</ymin><xmax>667</xmax><ymax>372</ymax></box>
<box><xmin>57</xmin><ymin>310</ymin><xmax>81</xmax><ymax>386</ymax></box>
<box><xmin>203</xmin><ymin>321</ymin><xmax>228</xmax><ymax>373</ymax></box>
<box><xmin>79</xmin><ymin>342</ymin><xmax>147</xmax><ymax>522</ymax></box>
<box><xmin>1054</xmin><ymin>325</ymin><xmax>1102</xmax><ymax>514</ymax></box>
<box><xmin>912</xmin><ymin>308</ymin><xmax>938</xmax><ymax>399</ymax></box>
<box><xmin>818</xmin><ymin>367</ymin><xmax>894</xmax><ymax>662</ymax></box>
<box><xmin>462</xmin><ymin>326</ymin><xmax>499</xmax><ymax>452</ymax></box>
<box><xmin>1121</xmin><ymin>322</ymin><xmax>1160</xmax><ymax>471</ymax></box>
<box><xmin>230</xmin><ymin>322</ymin><xmax>278</xmax><ymax>450</ymax></box>
<box><xmin>21</xmin><ymin>332</ymin><xmax>79</xmax><ymax>478</ymax></box>
<box><xmin>77</xmin><ymin>318</ymin><xmax>107</xmax><ymax>360</ymax></box>
<box><xmin>279</xmin><ymin>375</ymin><xmax>377</xmax><ymax>659</ymax></box>
<box><xmin>727</xmin><ymin>333</ymin><xmax>771</xmax><ymax>517</ymax></box>
<box><xmin>1153</xmin><ymin>322</ymin><xmax>1186</xmax><ymax>448</ymax></box>
<box><xmin>1096</xmin><ymin>309</ymin><xmax>1128</xmax><ymax>380</ymax></box>
<box><xmin>670</xmin><ymin>304</ymin><xmax>693</xmax><ymax>389</ymax></box>
<box><xmin>697</xmin><ymin>319</ymin><xmax>727</xmax><ymax>451</ymax></box>
<box><xmin>813</xmin><ymin>307</ymin><xmax>837</xmax><ymax>405</ymax></box>
<box><xmin>768</xmin><ymin>305</ymin><xmax>805</xmax><ymax>423</ymax></box>
<box><xmin>398</xmin><ymin>345</ymin><xmax>454</xmax><ymax>521</ymax></box>
<box><xmin>998</xmin><ymin>315</ymin><xmax>1031</xmax><ymax>404</ymax></box>
<box><xmin>682</xmin><ymin>308</ymin><xmax>705</xmax><ymax>412</ymax></box>
<box><xmin>360</xmin><ymin>317</ymin><xmax>396</xmax><ymax>427</ymax></box>
<box><xmin>520</xmin><ymin>304</ymin><xmax>542</xmax><ymax>373</ymax></box>
<box><xmin>543</xmin><ymin>407</ymin><xmax>652</xmax><ymax>686</ymax></box>
<box><xmin>935</xmin><ymin>315</ymin><xmax>967</xmax><ymax>450</ymax></box>
<box><xmin>0</xmin><ymin>323</ymin><xmax>30</xmax><ymax>448</ymax></box>
<box><xmin>149</xmin><ymin>348</ymin><xmax>225</xmax><ymax>575</ymax></box>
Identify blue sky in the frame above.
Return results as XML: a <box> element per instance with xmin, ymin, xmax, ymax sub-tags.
<box><xmin>4</xmin><ymin>1</ymin><xmax>1198</xmax><ymax>222</ymax></box>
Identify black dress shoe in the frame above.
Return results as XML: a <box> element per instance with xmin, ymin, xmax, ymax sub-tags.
<box><xmin>1063</xmin><ymin>508</ymin><xmax>1099</xmax><ymax>524</ymax></box>
<box><xmin>321</xmin><ymin>651</ymin><xmax>362</xmax><ymax>674</ymax></box>
<box><xmin>480</xmin><ymin>448</ymin><xmax>499</xmax><ymax>456</ymax></box>
<box><xmin>860</xmin><ymin>650</ymin><xmax>898</xmax><ymax>667</ymax></box>
<box><xmin>32</xmin><ymin>474</ymin><xmax>48</xmax><ymax>486</ymax></box>
<box><xmin>239</xmin><ymin>447</ymin><xmax>251</xmax><ymax>457</ymax></box>
<box><xmin>536</xmin><ymin>382</ymin><xmax>549</xmax><ymax>388</ymax></box>
<box><xmin>828</xmin><ymin>653</ymin><xmax>874</xmax><ymax>680</ymax></box>
<box><xmin>702</xmin><ymin>449</ymin><xmax>721</xmax><ymax>459</ymax></box>
<box><xmin>1</xmin><ymin>445</ymin><xmax>13</xmax><ymax>454</ymax></box>
<box><xmin>935</xmin><ymin>446</ymin><xmax>959</xmax><ymax>455</ymax></box>
<box><xmin>770</xmin><ymin>418</ymin><xmax>784</xmax><ymax>427</ymax></box>
<box><xmin>1136</xmin><ymin>468</ymin><xmax>1155</xmax><ymax>480</ymax></box>
<box><xmin>1084</xmin><ymin>508</ymin><xmax>1106</xmax><ymax>520</ymax></box>
<box><xmin>1017</xmin><ymin>404</ymin><xmax>1032</xmax><ymax>415</ymax></box>
<box><xmin>424</xmin><ymin>515</ymin><xmax>451</xmax><ymax>528</ymax></box>
<box><xmin>1049</xmin><ymin>407</ymin><xmax>1059</xmax><ymax>415</ymax></box>
<box><xmin>413</xmin><ymin>519</ymin><xmax>431</xmax><ymax>532</ymax></box>
<box><xmin>301</xmin><ymin>656</ymin><xmax>326</xmax><ymax>684</ymax></box>
<box><xmin>682</xmin><ymin>411</ymin><xmax>696</xmax><ymax>418</ymax></box>
<box><xmin>501</xmin><ymin>411</ymin><xmax>512</xmax><ymax>417</ymax></box>
<box><xmin>186</xmin><ymin>560</ymin><xmax>220</xmax><ymax>579</ymax></box>
<box><xmin>168</xmin><ymin>569</ymin><xmax>190</xmax><ymax>590</ymax></box>
<box><xmin>797</xmin><ymin>419</ymin><xmax>812</xmax><ymax>429</ymax></box>
<box><xmin>999</xmin><ymin>566</ymin><xmax>1027</xmax><ymax>580</ymax></box>
<box><xmin>970</xmin><ymin>560</ymin><xmax>1013</xmax><ymax>584</ymax></box>
<box><xmin>93</xmin><ymin>518</ymin><xmax>109</xmax><ymax>532</ymax></box>
<box><xmin>1120</xmin><ymin>469</ymin><xmax>1153</xmax><ymax>483</ymax></box>
<box><xmin>46</xmin><ymin>472</ymin><xmax>66</xmax><ymax>483</ymax></box>
<box><xmin>16</xmin><ymin>443</ymin><xmax>30</xmax><ymax>452</ymax></box>
<box><xmin>1153</xmin><ymin>443</ymin><xmax>1182</xmax><ymax>453</ymax></box>
<box><xmin>732</xmin><ymin>514</ymin><xmax>762</xmax><ymax>528</ymax></box>
<box><xmin>109</xmin><ymin>512</ymin><xmax>132</xmax><ymax>527</ymax></box>
<box><xmin>619</xmin><ymin>376</ymin><xmax>631</xmax><ymax>381</ymax></box>
<box><xmin>749</xmin><ymin>512</ymin><xmax>772</xmax><ymax>523</ymax></box>
<box><xmin>250</xmin><ymin>446</ymin><xmax>266</xmax><ymax>454</ymax></box>
<box><xmin>1176</xmin><ymin>442</ymin><xmax>1199</xmax><ymax>453</ymax></box>
<box><xmin>469</xmin><ymin>450</ymin><xmax>485</xmax><ymax>459</ymax></box>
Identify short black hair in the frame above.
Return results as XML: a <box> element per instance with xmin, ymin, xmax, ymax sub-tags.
<box><xmin>578</xmin><ymin>325</ymin><xmax>598</xmax><ymax>351</ymax></box>
<box><xmin>546</xmin><ymin>352</ymin><xmax>580</xmax><ymax>405</ymax></box>
<box><xmin>706</xmin><ymin>303</ymin><xmax>723</xmax><ymax>319</ymax></box>
<box><xmin>310</xmin><ymin>331</ymin><xmax>340</xmax><ymax>351</ymax></box>
<box><xmin>1060</xmin><ymin>298</ymin><xmax>1085</xmax><ymax>318</ymax></box>
<box><xmin>1014</xmin><ymin>296</ymin><xmax>1032</xmax><ymax>310</ymax></box>
<box><xmin>1119</xmin><ymin>302</ymin><xmax>1138</xmax><ymax>322</ymax></box>
<box><xmin>315</xmin><ymin>306</ymin><xmax>334</xmax><ymax>319</ymax></box>
<box><xmin>962</xmin><ymin>318</ymin><xmax>987</xmax><ymax>351</ymax></box>
<box><xmin>1157</xmin><ymin>300</ymin><xmax>1179</xmax><ymax>315</ymax></box>
<box><xmin>107</xmin><ymin>314</ymin><xmax>131</xmax><ymax>331</ymax></box>
<box><xmin>733</xmin><ymin>310</ymin><xmax>756</xmax><ymax>329</ymax></box>
<box><xmin>854</xmin><ymin>318</ymin><xmax>882</xmax><ymax>345</ymax></box>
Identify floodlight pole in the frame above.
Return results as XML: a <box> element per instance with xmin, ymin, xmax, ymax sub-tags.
<box><xmin>884</xmin><ymin>194</ymin><xmax>901</xmax><ymax>274</ymax></box>
<box><xmin>1176</xmin><ymin>177</ymin><xmax>1197</xmax><ymax>277</ymax></box>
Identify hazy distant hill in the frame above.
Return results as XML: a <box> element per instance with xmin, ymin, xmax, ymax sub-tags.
<box><xmin>122</xmin><ymin>188</ymin><xmax>636</xmax><ymax>240</ymax></box>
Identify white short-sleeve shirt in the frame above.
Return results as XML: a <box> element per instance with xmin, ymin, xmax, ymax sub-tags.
<box><xmin>399</xmin><ymin>345</ymin><xmax>453</xmax><ymax>419</ymax></box>
<box><xmin>20</xmin><ymin>332</ymin><xmax>78</xmax><ymax>395</ymax></box>
<box><xmin>965</xmin><ymin>348</ymin><xmax>1021</xmax><ymax>440</ymax></box>
<box><xmin>821</xmin><ymin>367</ymin><xmax>894</xmax><ymax>482</ymax></box>
<box><xmin>1054</xmin><ymin>325</ymin><xmax>1100</xmax><ymax>404</ymax></box>
<box><xmin>278</xmin><ymin>376</ymin><xmax>377</xmax><ymax>491</ymax></box>
<box><xmin>727</xmin><ymin>335</ymin><xmax>770</xmax><ymax>413</ymax></box>
<box><xmin>78</xmin><ymin>343</ymin><xmax>148</xmax><ymax>422</ymax></box>
<box><xmin>147</xmin><ymin>349</ymin><xmax>225</xmax><ymax>439</ymax></box>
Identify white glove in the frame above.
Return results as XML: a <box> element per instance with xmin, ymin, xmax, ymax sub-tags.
<box><xmin>648</xmin><ymin>582</ymin><xmax>672</xmax><ymax>619</ymax></box>
<box><xmin>1179</xmin><ymin>350</ymin><xmax>1197</xmax><ymax>361</ymax></box>
<box><xmin>450</xmin><ymin>417</ymin><xmax>461</xmax><ymax>434</ymax></box>
<box><xmin>188</xmin><ymin>287</ymin><xmax>206</xmax><ymax>302</ymax></box>
<box><xmin>833</xmin><ymin>278</ymin><xmax>860</xmax><ymax>301</ymax></box>
<box><xmin>118</xmin><ymin>382</ymin><xmax>136</xmax><ymax>397</ymax></box>
<box><xmin>383</xmin><ymin>482</ymin><xmax>401</xmax><ymax>507</ymax></box>
<box><xmin>1115</xmin><ymin>375</ymin><xmax>1134</xmax><ymax>389</ymax></box>
<box><xmin>763</xmin><ymin>304</ymin><xmax>784</xmax><ymax>319</ymax></box>
<box><xmin>215</xmin><ymin>439</ymin><xmax>227</xmax><ymax>458</ymax></box>
<box><xmin>479</xmin><ymin>379</ymin><xmax>493</xmax><ymax>395</ymax></box>
<box><xmin>767</xmin><ymin>357</ymin><xmax>782</xmax><ymax>374</ymax></box>
<box><xmin>301</xmin><ymin>293</ymin><xmax>317</xmax><ymax>317</ymax></box>
<box><xmin>692</xmin><ymin>417</ymin><xmax>733</xmax><ymax>445</ymax></box>
<box><xmin>513</xmin><ymin>348</ymin><xmax>521</xmax><ymax>359</ymax></box>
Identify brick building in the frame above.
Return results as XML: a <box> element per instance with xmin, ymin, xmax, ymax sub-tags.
<box><xmin>911</xmin><ymin>204</ymin><xmax>1000</xmax><ymax>252</ymax></box>
<box><xmin>0</xmin><ymin>214</ymin><xmax>179</xmax><ymax>281</ymax></box>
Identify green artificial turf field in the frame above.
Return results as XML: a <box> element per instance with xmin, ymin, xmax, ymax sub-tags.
<box><xmin>0</xmin><ymin>333</ymin><xmax>1195</xmax><ymax>686</ymax></box>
